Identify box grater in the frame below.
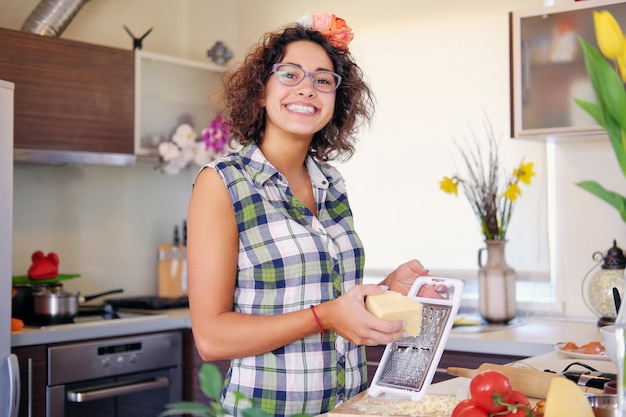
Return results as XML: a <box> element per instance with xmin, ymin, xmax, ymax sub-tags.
<box><xmin>368</xmin><ymin>276</ymin><xmax>464</xmax><ymax>401</ymax></box>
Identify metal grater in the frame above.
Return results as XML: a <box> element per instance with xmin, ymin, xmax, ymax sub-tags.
<box><xmin>368</xmin><ymin>276</ymin><xmax>464</xmax><ymax>401</ymax></box>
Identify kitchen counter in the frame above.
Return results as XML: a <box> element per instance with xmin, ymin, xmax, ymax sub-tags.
<box><xmin>428</xmin><ymin>350</ymin><xmax>616</xmax><ymax>397</ymax></box>
<box><xmin>11</xmin><ymin>309</ymin><xmax>603</xmax><ymax>354</ymax></box>
<box><xmin>326</xmin><ymin>351</ymin><xmax>617</xmax><ymax>416</ymax></box>
<box><xmin>446</xmin><ymin>315</ymin><xmax>603</xmax><ymax>356</ymax></box>
<box><xmin>11</xmin><ymin>308</ymin><xmax>191</xmax><ymax>346</ymax></box>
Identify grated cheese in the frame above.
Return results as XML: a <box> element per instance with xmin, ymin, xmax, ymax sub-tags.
<box><xmin>352</xmin><ymin>394</ymin><xmax>461</xmax><ymax>416</ymax></box>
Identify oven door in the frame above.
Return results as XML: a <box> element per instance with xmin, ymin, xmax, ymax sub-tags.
<box><xmin>47</xmin><ymin>367</ymin><xmax>182</xmax><ymax>417</ymax></box>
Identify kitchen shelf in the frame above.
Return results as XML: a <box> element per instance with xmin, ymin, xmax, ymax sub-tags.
<box><xmin>134</xmin><ymin>50</ymin><xmax>225</xmax><ymax>157</ymax></box>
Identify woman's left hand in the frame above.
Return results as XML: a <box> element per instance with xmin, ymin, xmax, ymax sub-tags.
<box><xmin>380</xmin><ymin>259</ymin><xmax>430</xmax><ymax>295</ymax></box>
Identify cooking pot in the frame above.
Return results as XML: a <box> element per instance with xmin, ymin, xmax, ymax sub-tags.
<box><xmin>33</xmin><ymin>288</ymin><xmax>124</xmax><ymax>325</ymax></box>
<box><xmin>12</xmin><ymin>282</ymin><xmax>64</xmax><ymax>324</ymax></box>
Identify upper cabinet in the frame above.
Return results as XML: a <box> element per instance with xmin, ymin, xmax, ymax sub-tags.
<box><xmin>0</xmin><ymin>27</ymin><xmax>135</xmax><ymax>165</ymax></box>
<box><xmin>134</xmin><ymin>51</ymin><xmax>224</xmax><ymax>158</ymax></box>
<box><xmin>509</xmin><ymin>0</ymin><xmax>626</xmax><ymax>140</ymax></box>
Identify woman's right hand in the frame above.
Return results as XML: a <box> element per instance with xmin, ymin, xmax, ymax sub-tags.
<box><xmin>316</xmin><ymin>284</ymin><xmax>405</xmax><ymax>346</ymax></box>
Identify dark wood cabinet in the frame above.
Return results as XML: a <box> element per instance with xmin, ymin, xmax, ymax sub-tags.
<box><xmin>11</xmin><ymin>344</ymin><xmax>47</xmax><ymax>417</ymax></box>
<box><xmin>182</xmin><ymin>329</ymin><xmax>230</xmax><ymax>403</ymax></box>
<box><xmin>0</xmin><ymin>27</ymin><xmax>134</xmax><ymax>156</ymax></box>
<box><xmin>365</xmin><ymin>346</ymin><xmax>526</xmax><ymax>386</ymax></box>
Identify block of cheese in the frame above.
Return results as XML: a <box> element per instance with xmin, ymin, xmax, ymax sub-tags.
<box><xmin>365</xmin><ymin>290</ymin><xmax>423</xmax><ymax>336</ymax></box>
<box><xmin>544</xmin><ymin>378</ymin><xmax>594</xmax><ymax>417</ymax></box>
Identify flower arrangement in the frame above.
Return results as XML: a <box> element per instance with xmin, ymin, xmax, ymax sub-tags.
<box><xmin>297</xmin><ymin>13</ymin><xmax>354</xmax><ymax>51</ymax></box>
<box><xmin>574</xmin><ymin>10</ymin><xmax>626</xmax><ymax>223</ymax></box>
<box><xmin>439</xmin><ymin>121</ymin><xmax>535</xmax><ymax>241</ymax></box>
<box><xmin>158</xmin><ymin>113</ymin><xmax>230</xmax><ymax>175</ymax></box>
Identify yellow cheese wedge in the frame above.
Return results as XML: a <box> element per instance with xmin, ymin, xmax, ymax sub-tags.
<box><xmin>544</xmin><ymin>378</ymin><xmax>594</xmax><ymax>417</ymax></box>
<box><xmin>365</xmin><ymin>291</ymin><xmax>423</xmax><ymax>336</ymax></box>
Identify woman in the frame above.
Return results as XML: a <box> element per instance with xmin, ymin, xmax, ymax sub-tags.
<box><xmin>187</xmin><ymin>14</ymin><xmax>440</xmax><ymax>417</ymax></box>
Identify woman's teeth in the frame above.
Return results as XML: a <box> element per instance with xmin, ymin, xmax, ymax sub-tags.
<box><xmin>287</xmin><ymin>104</ymin><xmax>315</xmax><ymax>114</ymax></box>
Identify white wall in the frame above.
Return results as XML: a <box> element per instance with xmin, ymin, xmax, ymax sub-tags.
<box><xmin>3</xmin><ymin>0</ymin><xmax>624</xmax><ymax>319</ymax></box>
<box><xmin>234</xmin><ymin>1</ymin><xmax>550</xmax><ymax>275</ymax></box>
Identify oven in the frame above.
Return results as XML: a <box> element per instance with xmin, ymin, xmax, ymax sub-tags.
<box><xmin>46</xmin><ymin>331</ymin><xmax>182</xmax><ymax>417</ymax></box>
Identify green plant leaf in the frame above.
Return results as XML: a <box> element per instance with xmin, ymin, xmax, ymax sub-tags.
<box><xmin>577</xmin><ymin>38</ymin><xmax>626</xmax><ymax>178</ymax></box>
<box><xmin>579</xmin><ymin>39</ymin><xmax>626</xmax><ymax>122</ymax></box>
<box><xmin>199</xmin><ymin>363</ymin><xmax>225</xmax><ymax>400</ymax></box>
<box><xmin>158</xmin><ymin>401</ymin><xmax>213</xmax><ymax>417</ymax></box>
<box><xmin>578</xmin><ymin>180</ymin><xmax>626</xmax><ymax>222</ymax></box>
<box><xmin>242</xmin><ymin>409</ymin><xmax>275</xmax><ymax>417</ymax></box>
<box><xmin>573</xmin><ymin>99</ymin><xmax>603</xmax><ymax>126</ymax></box>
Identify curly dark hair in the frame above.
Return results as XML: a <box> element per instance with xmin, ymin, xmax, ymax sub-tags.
<box><xmin>220</xmin><ymin>24</ymin><xmax>375</xmax><ymax>162</ymax></box>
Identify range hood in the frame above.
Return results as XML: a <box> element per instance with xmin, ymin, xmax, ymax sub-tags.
<box><xmin>14</xmin><ymin>149</ymin><xmax>140</xmax><ymax>166</ymax></box>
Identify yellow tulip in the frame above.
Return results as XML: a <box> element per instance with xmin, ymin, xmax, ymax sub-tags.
<box><xmin>594</xmin><ymin>10</ymin><xmax>624</xmax><ymax>60</ymax></box>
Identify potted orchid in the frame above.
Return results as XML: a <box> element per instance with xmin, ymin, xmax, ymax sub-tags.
<box><xmin>575</xmin><ymin>10</ymin><xmax>626</xmax><ymax>223</ymax></box>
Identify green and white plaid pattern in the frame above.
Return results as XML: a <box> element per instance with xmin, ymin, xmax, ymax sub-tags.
<box><xmin>207</xmin><ymin>144</ymin><xmax>366</xmax><ymax>417</ymax></box>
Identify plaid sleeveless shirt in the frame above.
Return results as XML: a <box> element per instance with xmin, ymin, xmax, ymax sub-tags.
<box><xmin>206</xmin><ymin>143</ymin><xmax>366</xmax><ymax>417</ymax></box>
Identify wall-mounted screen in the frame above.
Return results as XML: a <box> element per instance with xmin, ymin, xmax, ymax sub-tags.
<box><xmin>510</xmin><ymin>0</ymin><xmax>626</xmax><ymax>139</ymax></box>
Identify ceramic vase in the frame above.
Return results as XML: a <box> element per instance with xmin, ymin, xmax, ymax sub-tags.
<box><xmin>478</xmin><ymin>240</ymin><xmax>517</xmax><ymax>323</ymax></box>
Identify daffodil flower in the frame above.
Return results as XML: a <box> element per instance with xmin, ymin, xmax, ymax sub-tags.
<box><xmin>594</xmin><ymin>10</ymin><xmax>624</xmax><ymax>60</ymax></box>
<box><xmin>439</xmin><ymin>120</ymin><xmax>534</xmax><ymax>240</ymax></box>
<box><xmin>439</xmin><ymin>176</ymin><xmax>459</xmax><ymax>196</ymax></box>
<box><xmin>502</xmin><ymin>183</ymin><xmax>522</xmax><ymax>201</ymax></box>
<box><xmin>514</xmin><ymin>162</ymin><xmax>535</xmax><ymax>185</ymax></box>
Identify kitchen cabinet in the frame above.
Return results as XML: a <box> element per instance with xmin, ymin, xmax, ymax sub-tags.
<box><xmin>0</xmin><ymin>27</ymin><xmax>135</xmax><ymax>165</ymax></box>
<box><xmin>11</xmin><ymin>344</ymin><xmax>47</xmax><ymax>417</ymax></box>
<box><xmin>509</xmin><ymin>0</ymin><xmax>626</xmax><ymax>139</ymax></box>
<box><xmin>365</xmin><ymin>346</ymin><xmax>526</xmax><ymax>385</ymax></box>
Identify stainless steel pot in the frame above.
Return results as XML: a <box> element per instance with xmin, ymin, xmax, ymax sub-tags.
<box><xmin>33</xmin><ymin>288</ymin><xmax>123</xmax><ymax>325</ymax></box>
<box><xmin>12</xmin><ymin>282</ymin><xmax>64</xmax><ymax>324</ymax></box>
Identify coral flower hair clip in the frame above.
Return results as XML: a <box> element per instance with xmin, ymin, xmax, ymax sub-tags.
<box><xmin>297</xmin><ymin>13</ymin><xmax>355</xmax><ymax>51</ymax></box>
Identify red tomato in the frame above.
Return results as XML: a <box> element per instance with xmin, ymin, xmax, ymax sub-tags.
<box><xmin>451</xmin><ymin>399</ymin><xmax>479</xmax><ymax>417</ymax></box>
<box><xmin>457</xmin><ymin>405</ymin><xmax>490</xmax><ymax>417</ymax></box>
<box><xmin>469</xmin><ymin>370</ymin><xmax>513</xmax><ymax>413</ymax></box>
<box><xmin>504</xmin><ymin>390</ymin><xmax>530</xmax><ymax>407</ymax></box>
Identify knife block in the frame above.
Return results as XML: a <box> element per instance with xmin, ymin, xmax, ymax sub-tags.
<box><xmin>158</xmin><ymin>244</ymin><xmax>187</xmax><ymax>298</ymax></box>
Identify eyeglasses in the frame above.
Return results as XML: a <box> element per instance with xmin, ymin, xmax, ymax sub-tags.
<box><xmin>271</xmin><ymin>63</ymin><xmax>342</xmax><ymax>93</ymax></box>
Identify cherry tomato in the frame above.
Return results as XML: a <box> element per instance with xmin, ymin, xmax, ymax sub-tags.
<box><xmin>469</xmin><ymin>370</ymin><xmax>513</xmax><ymax>413</ymax></box>
<box><xmin>451</xmin><ymin>399</ymin><xmax>479</xmax><ymax>417</ymax></box>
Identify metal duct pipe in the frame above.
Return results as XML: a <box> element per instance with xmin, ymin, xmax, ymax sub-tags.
<box><xmin>21</xmin><ymin>0</ymin><xmax>89</xmax><ymax>37</ymax></box>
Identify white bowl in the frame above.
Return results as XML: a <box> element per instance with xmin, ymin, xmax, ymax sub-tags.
<box><xmin>600</xmin><ymin>325</ymin><xmax>619</xmax><ymax>364</ymax></box>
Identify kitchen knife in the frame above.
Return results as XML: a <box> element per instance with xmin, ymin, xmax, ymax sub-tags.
<box><xmin>447</xmin><ymin>363</ymin><xmax>603</xmax><ymax>399</ymax></box>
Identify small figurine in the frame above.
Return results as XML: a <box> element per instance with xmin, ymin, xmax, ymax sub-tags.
<box><xmin>123</xmin><ymin>25</ymin><xmax>153</xmax><ymax>50</ymax></box>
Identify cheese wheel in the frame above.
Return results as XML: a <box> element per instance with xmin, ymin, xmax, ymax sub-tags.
<box><xmin>365</xmin><ymin>290</ymin><xmax>423</xmax><ymax>336</ymax></box>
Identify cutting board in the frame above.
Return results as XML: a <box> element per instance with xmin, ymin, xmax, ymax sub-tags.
<box><xmin>157</xmin><ymin>244</ymin><xmax>187</xmax><ymax>298</ymax></box>
<box><xmin>329</xmin><ymin>391</ymin><xmax>459</xmax><ymax>417</ymax></box>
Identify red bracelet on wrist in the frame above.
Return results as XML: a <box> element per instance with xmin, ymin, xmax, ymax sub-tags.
<box><xmin>310</xmin><ymin>305</ymin><xmax>325</xmax><ymax>334</ymax></box>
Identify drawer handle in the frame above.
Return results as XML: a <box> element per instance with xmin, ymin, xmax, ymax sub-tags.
<box><xmin>66</xmin><ymin>376</ymin><xmax>169</xmax><ymax>402</ymax></box>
